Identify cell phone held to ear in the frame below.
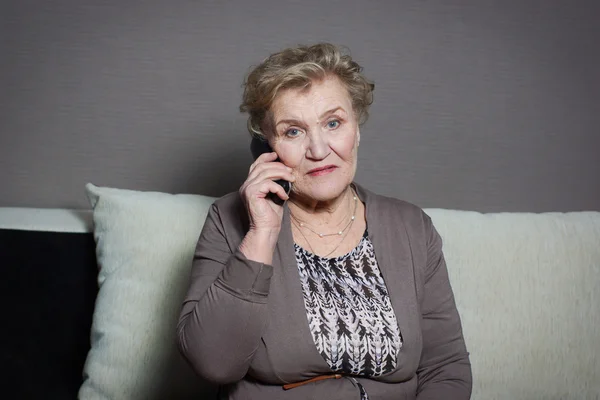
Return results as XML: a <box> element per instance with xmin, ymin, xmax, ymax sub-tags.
<box><xmin>250</xmin><ymin>137</ymin><xmax>292</xmax><ymax>205</ymax></box>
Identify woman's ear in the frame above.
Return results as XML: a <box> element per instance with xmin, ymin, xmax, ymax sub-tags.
<box><xmin>356</xmin><ymin>128</ymin><xmax>361</xmax><ymax>147</ymax></box>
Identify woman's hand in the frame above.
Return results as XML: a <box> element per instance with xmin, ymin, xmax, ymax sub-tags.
<box><xmin>238</xmin><ymin>152</ymin><xmax>295</xmax><ymax>263</ymax></box>
<box><xmin>240</xmin><ymin>151</ymin><xmax>295</xmax><ymax>231</ymax></box>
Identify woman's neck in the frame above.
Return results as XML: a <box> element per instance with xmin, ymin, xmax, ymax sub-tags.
<box><xmin>288</xmin><ymin>185</ymin><xmax>355</xmax><ymax>230</ymax></box>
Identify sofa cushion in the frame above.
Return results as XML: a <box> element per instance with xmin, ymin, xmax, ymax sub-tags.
<box><xmin>428</xmin><ymin>209</ymin><xmax>600</xmax><ymax>399</ymax></box>
<box><xmin>0</xmin><ymin>209</ymin><xmax>98</xmax><ymax>400</ymax></box>
<box><xmin>79</xmin><ymin>184</ymin><xmax>218</xmax><ymax>400</ymax></box>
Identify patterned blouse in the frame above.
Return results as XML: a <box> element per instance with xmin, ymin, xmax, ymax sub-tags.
<box><xmin>295</xmin><ymin>230</ymin><xmax>403</xmax><ymax>384</ymax></box>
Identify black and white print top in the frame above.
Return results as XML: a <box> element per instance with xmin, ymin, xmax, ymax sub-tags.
<box><xmin>295</xmin><ymin>230</ymin><xmax>403</xmax><ymax>378</ymax></box>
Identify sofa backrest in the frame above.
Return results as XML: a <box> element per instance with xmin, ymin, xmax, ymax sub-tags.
<box><xmin>428</xmin><ymin>209</ymin><xmax>600</xmax><ymax>399</ymax></box>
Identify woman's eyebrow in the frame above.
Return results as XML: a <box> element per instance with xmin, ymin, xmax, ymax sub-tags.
<box><xmin>275</xmin><ymin>118</ymin><xmax>303</xmax><ymax>128</ymax></box>
<box><xmin>275</xmin><ymin>107</ymin><xmax>346</xmax><ymax>128</ymax></box>
<box><xmin>318</xmin><ymin>106</ymin><xmax>345</xmax><ymax>120</ymax></box>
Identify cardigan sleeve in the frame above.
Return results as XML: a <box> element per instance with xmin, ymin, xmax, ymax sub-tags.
<box><xmin>177</xmin><ymin>203</ymin><xmax>273</xmax><ymax>385</ymax></box>
<box><xmin>415</xmin><ymin>214</ymin><xmax>472</xmax><ymax>399</ymax></box>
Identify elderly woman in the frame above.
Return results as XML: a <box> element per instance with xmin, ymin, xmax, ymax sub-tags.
<box><xmin>178</xmin><ymin>43</ymin><xmax>471</xmax><ymax>399</ymax></box>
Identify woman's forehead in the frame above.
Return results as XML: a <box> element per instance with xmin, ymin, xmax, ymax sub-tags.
<box><xmin>271</xmin><ymin>78</ymin><xmax>352</xmax><ymax>120</ymax></box>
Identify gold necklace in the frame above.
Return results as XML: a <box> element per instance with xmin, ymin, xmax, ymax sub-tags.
<box><xmin>291</xmin><ymin>215</ymin><xmax>354</xmax><ymax>258</ymax></box>
<box><xmin>290</xmin><ymin>189</ymin><xmax>358</xmax><ymax>238</ymax></box>
<box><xmin>290</xmin><ymin>188</ymin><xmax>359</xmax><ymax>258</ymax></box>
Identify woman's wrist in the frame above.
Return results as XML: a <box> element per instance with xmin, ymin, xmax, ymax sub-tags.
<box><xmin>238</xmin><ymin>227</ymin><xmax>280</xmax><ymax>265</ymax></box>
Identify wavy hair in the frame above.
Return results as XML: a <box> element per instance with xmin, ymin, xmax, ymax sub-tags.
<box><xmin>240</xmin><ymin>43</ymin><xmax>374</xmax><ymax>139</ymax></box>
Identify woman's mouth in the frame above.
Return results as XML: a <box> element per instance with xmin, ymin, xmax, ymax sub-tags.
<box><xmin>307</xmin><ymin>165</ymin><xmax>337</xmax><ymax>176</ymax></box>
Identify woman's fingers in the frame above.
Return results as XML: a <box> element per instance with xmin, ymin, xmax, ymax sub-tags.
<box><xmin>246</xmin><ymin>167</ymin><xmax>295</xmax><ymax>188</ymax></box>
<box><xmin>248</xmin><ymin>161</ymin><xmax>292</xmax><ymax>182</ymax></box>
<box><xmin>252</xmin><ymin>179</ymin><xmax>290</xmax><ymax>202</ymax></box>
<box><xmin>248</xmin><ymin>151</ymin><xmax>278</xmax><ymax>175</ymax></box>
<box><xmin>243</xmin><ymin>175</ymin><xmax>291</xmax><ymax>201</ymax></box>
<box><xmin>240</xmin><ymin>151</ymin><xmax>293</xmax><ymax>230</ymax></box>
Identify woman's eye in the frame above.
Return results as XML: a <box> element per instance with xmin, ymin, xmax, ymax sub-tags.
<box><xmin>327</xmin><ymin>120</ymin><xmax>340</xmax><ymax>129</ymax></box>
<box><xmin>285</xmin><ymin>128</ymin><xmax>300</xmax><ymax>137</ymax></box>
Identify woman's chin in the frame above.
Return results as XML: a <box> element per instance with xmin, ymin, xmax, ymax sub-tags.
<box><xmin>296</xmin><ymin>181</ymin><xmax>350</xmax><ymax>203</ymax></box>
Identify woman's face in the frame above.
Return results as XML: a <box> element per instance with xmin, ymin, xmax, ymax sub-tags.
<box><xmin>268</xmin><ymin>76</ymin><xmax>360</xmax><ymax>203</ymax></box>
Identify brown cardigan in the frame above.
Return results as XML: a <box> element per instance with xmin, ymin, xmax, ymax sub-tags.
<box><xmin>177</xmin><ymin>183</ymin><xmax>472</xmax><ymax>399</ymax></box>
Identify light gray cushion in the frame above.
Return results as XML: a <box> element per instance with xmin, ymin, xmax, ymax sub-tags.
<box><xmin>428</xmin><ymin>209</ymin><xmax>600</xmax><ymax>399</ymax></box>
<box><xmin>79</xmin><ymin>184</ymin><xmax>217</xmax><ymax>400</ymax></box>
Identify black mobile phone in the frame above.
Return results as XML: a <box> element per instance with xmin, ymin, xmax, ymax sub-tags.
<box><xmin>250</xmin><ymin>137</ymin><xmax>292</xmax><ymax>205</ymax></box>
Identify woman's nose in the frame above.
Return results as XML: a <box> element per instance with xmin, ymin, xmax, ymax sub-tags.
<box><xmin>305</xmin><ymin>132</ymin><xmax>330</xmax><ymax>160</ymax></box>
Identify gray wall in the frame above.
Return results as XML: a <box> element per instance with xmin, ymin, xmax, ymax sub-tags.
<box><xmin>1</xmin><ymin>0</ymin><xmax>599</xmax><ymax>212</ymax></box>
